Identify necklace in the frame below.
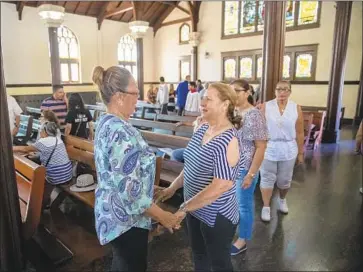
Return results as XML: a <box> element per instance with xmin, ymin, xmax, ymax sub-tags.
<box><xmin>203</xmin><ymin>124</ymin><xmax>232</xmax><ymax>145</ymax></box>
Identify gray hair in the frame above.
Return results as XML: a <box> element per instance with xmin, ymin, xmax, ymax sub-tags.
<box><xmin>92</xmin><ymin>66</ymin><xmax>133</xmax><ymax>104</ymax></box>
<box><xmin>44</xmin><ymin>122</ymin><xmax>58</xmax><ymax>137</ymax></box>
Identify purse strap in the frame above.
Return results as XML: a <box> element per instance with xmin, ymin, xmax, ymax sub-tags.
<box><xmin>74</xmin><ymin>121</ymin><xmax>82</xmax><ymax>137</ymax></box>
<box><xmin>45</xmin><ymin>137</ymin><xmax>58</xmax><ymax>167</ymax></box>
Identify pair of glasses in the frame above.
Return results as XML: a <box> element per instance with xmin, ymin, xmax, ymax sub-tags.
<box><xmin>119</xmin><ymin>90</ymin><xmax>139</xmax><ymax>97</ymax></box>
<box><xmin>276</xmin><ymin>87</ymin><xmax>290</xmax><ymax>92</ymax></box>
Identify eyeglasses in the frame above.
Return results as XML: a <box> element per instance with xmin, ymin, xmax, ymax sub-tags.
<box><xmin>276</xmin><ymin>87</ymin><xmax>290</xmax><ymax>93</ymax></box>
<box><xmin>119</xmin><ymin>90</ymin><xmax>140</xmax><ymax>97</ymax></box>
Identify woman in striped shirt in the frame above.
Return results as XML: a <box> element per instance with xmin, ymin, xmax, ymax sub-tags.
<box><xmin>157</xmin><ymin>83</ymin><xmax>241</xmax><ymax>271</ymax></box>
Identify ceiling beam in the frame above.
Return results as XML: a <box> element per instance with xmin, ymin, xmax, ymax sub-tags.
<box><xmin>73</xmin><ymin>1</ymin><xmax>81</xmax><ymax>14</ymax></box>
<box><xmin>188</xmin><ymin>1</ymin><xmax>201</xmax><ymax>31</ymax></box>
<box><xmin>97</xmin><ymin>1</ymin><xmax>113</xmax><ymax>30</ymax></box>
<box><xmin>132</xmin><ymin>1</ymin><xmax>143</xmax><ymax>20</ymax></box>
<box><xmin>153</xmin><ymin>4</ymin><xmax>177</xmax><ymax>35</ymax></box>
<box><xmin>104</xmin><ymin>4</ymin><xmax>133</xmax><ymax>19</ymax></box>
<box><xmin>85</xmin><ymin>1</ymin><xmax>93</xmax><ymax>15</ymax></box>
<box><xmin>162</xmin><ymin>1</ymin><xmax>190</xmax><ymax>15</ymax></box>
<box><xmin>142</xmin><ymin>2</ymin><xmax>160</xmax><ymax>21</ymax></box>
<box><xmin>16</xmin><ymin>1</ymin><xmax>26</xmax><ymax>21</ymax></box>
<box><xmin>161</xmin><ymin>17</ymin><xmax>191</xmax><ymax>27</ymax></box>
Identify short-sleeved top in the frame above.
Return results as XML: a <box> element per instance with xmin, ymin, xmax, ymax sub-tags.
<box><xmin>40</xmin><ymin>97</ymin><xmax>67</xmax><ymax>128</ymax></box>
<box><xmin>183</xmin><ymin>124</ymin><xmax>240</xmax><ymax>227</ymax></box>
<box><xmin>33</xmin><ymin>136</ymin><xmax>72</xmax><ymax>185</ymax></box>
<box><xmin>65</xmin><ymin>109</ymin><xmax>93</xmax><ymax>139</ymax></box>
<box><xmin>7</xmin><ymin>95</ymin><xmax>23</xmax><ymax>133</ymax></box>
<box><xmin>94</xmin><ymin>114</ymin><xmax>155</xmax><ymax>246</ymax></box>
<box><xmin>236</xmin><ymin>107</ymin><xmax>268</xmax><ymax>170</ymax></box>
<box><xmin>264</xmin><ymin>99</ymin><xmax>298</xmax><ymax>161</ymax></box>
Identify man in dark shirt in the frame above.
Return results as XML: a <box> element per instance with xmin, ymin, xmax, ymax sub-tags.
<box><xmin>40</xmin><ymin>85</ymin><xmax>68</xmax><ymax>130</ymax></box>
<box><xmin>176</xmin><ymin>75</ymin><xmax>190</xmax><ymax>116</ymax></box>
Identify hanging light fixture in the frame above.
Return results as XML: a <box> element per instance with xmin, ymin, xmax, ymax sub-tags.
<box><xmin>38</xmin><ymin>4</ymin><xmax>65</xmax><ymax>27</ymax></box>
<box><xmin>129</xmin><ymin>21</ymin><xmax>149</xmax><ymax>38</ymax></box>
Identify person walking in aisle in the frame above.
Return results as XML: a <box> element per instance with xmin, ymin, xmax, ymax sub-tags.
<box><xmin>157</xmin><ymin>76</ymin><xmax>169</xmax><ymax>114</ymax></box>
<box><xmin>259</xmin><ymin>81</ymin><xmax>304</xmax><ymax>222</ymax></box>
<box><xmin>176</xmin><ymin>75</ymin><xmax>190</xmax><ymax>115</ymax></box>
<box><xmin>230</xmin><ymin>79</ymin><xmax>268</xmax><ymax>255</ymax></box>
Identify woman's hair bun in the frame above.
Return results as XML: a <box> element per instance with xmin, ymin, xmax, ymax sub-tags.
<box><xmin>92</xmin><ymin>66</ymin><xmax>105</xmax><ymax>87</ymax></box>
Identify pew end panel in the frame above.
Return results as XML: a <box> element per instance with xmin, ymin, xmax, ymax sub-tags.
<box><xmin>14</xmin><ymin>154</ymin><xmax>46</xmax><ymax>240</ymax></box>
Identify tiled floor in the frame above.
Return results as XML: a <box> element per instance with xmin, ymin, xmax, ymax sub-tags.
<box><xmin>30</xmin><ymin>127</ymin><xmax>363</xmax><ymax>271</ymax></box>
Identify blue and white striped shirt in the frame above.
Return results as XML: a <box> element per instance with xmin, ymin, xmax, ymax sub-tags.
<box><xmin>33</xmin><ymin>136</ymin><xmax>72</xmax><ymax>185</ymax></box>
<box><xmin>183</xmin><ymin>124</ymin><xmax>240</xmax><ymax>227</ymax></box>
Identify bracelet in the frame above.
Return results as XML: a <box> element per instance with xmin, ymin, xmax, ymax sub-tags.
<box><xmin>247</xmin><ymin>172</ymin><xmax>255</xmax><ymax>178</ymax></box>
<box><xmin>179</xmin><ymin>202</ymin><xmax>188</xmax><ymax>213</ymax></box>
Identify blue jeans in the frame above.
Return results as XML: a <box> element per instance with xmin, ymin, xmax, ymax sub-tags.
<box><xmin>171</xmin><ymin>148</ymin><xmax>185</xmax><ymax>163</ymax></box>
<box><xmin>236</xmin><ymin>169</ymin><xmax>259</xmax><ymax>240</ymax></box>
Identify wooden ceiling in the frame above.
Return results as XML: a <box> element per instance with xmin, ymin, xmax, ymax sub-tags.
<box><xmin>7</xmin><ymin>1</ymin><xmax>200</xmax><ymax>33</ymax></box>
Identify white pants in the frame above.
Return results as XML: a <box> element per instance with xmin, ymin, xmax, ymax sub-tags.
<box><xmin>260</xmin><ymin>158</ymin><xmax>296</xmax><ymax>189</ymax></box>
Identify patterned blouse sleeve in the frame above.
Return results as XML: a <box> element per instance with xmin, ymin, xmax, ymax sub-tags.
<box><xmin>212</xmin><ymin>137</ymin><xmax>235</xmax><ymax>181</ymax></box>
<box><xmin>243</xmin><ymin>109</ymin><xmax>268</xmax><ymax>141</ymax></box>
<box><xmin>108</xmin><ymin>125</ymin><xmax>153</xmax><ymax>215</ymax></box>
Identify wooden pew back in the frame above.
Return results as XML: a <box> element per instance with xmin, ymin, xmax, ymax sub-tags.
<box><xmin>14</xmin><ymin>154</ymin><xmax>46</xmax><ymax>240</ymax></box>
<box><xmin>140</xmin><ymin>130</ymin><xmax>190</xmax><ymax>149</ymax></box>
<box><xmin>302</xmin><ymin>112</ymin><xmax>314</xmax><ymax>150</ymax></box>
<box><xmin>303</xmin><ymin>111</ymin><xmax>326</xmax><ymax>149</ymax></box>
<box><xmin>155</xmin><ymin>114</ymin><xmax>197</xmax><ymax>123</ymax></box>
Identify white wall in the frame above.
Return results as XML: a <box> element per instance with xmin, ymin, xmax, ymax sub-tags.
<box><xmin>154</xmin><ymin>1</ymin><xmax>362</xmax><ymax>118</ymax></box>
<box><xmin>1</xmin><ymin>2</ymin><xmax>154</xmax><ymax>85</ymax></box>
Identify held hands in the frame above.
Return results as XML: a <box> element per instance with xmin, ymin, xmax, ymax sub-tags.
<box><xmin>154</xmin><ymin>187</ymin><xmax>176</xmax><ymax>203</ymax></box>
<box><xmin>159</xmin><ymin>211</ymin><xmax>182</xmax><ymax>233</ymax></box>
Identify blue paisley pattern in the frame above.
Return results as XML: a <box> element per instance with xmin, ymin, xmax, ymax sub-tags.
<box><xmin>94</xmin><ymin>114</ymin><xmax>156</xmax><ymax>245</ymax></box>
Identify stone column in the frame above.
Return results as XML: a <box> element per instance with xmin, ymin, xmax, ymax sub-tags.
<box><xmin>38</xmin><ymin>4</ymin><xmax>65</xmax><ymax>86</ymax></box>
<box><xmin>323</xmin><ymin>2</ymin><xmax>352</xmax><ymax>143</ymax></box>
<box><xmin>260</xmin><ymin>1</ymin><xmax>286</xmax><ymax>102</ymax></box>
<box><xmin>190</xmin><ymin>32</ymin><xmax>201</xmax><ymax>81</ymax></box>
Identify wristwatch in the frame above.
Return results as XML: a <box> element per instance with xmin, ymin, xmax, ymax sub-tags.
<box><xmin>179</xmin><ymin>202</ymin><xmax>188</xmax><ymax>213</ymax></box>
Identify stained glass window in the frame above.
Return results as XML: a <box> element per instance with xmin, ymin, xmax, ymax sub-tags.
<box><xmin>224</xmin><ymin>58</ymin><xmax>236</xmax><ymax>79</ymax></box>
<box><xmin>283</xmin><ymin>55</ymin><xmax>291</xmax><ymax>79</ymax></box>
<box><xmin>240</xmin><ymin>1</ymin><xmax>256</xmax><ymax>33</ymax></box>
<box><xmin>257</xmin><ymin>1</ymin><xmax>265</xmax><ymax>31</ymax></box>
<box><xmin>295</xmin><ymin>53</ymin><xmax>313</xmax><ymax>78</ymax></box>
<box><xmin>239</xmin><ymin>57</ymin><xmax>253</xmax><ymax>78</ymax></box>
<box><xmin>298</xmin><ymin>1</ymin><xmax>319</xmax><ymax>25</ymax></box>
<box><xmin>223</xmin><ymin>1</ymin><xmax>320</xmax><ymax>37</ymax></box>
<box><xmin>118</xmin><ymin>34</ymin><xmax>137</xmax><ymax>80</ymax></box>
<box><xmin>180</xmin><ymin>24</ymin><xmax>190</xmax><ymax>43</ymax></box>
<box><xmin>285</xmin><ymin>1</ymin><xmax>295</xmax><ymax>27</ymax></box>
<box><xmin>224</xmin><ymin>1</ymin><xmax>239</xmax><ymax>35</ymax></box>
<box><xmin>257</xmin><ymin>56</ymin><xmax>263</xmax><ymax>78</ymax></box>
<box><xmin>57</xmin><ymin>26</ymin><xmax>80</xmax><ymax>83</ymax></box>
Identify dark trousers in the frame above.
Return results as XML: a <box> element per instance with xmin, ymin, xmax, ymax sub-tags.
<box><xmin>177</xmin><ymin>106</ymin><xmax>184</xmax><ymax>116</ymax></box>
<box><xmin>110</xmin><ymin>227</ymin><xmax>149</xmax><ymax>272</ymax></box>
<box><xmin>186</xmin><ymin>214</ymin><xmax>237</xmax><ymax>272</ymax></box>
<box><xmin>161</xmin><ymin>103</ymin><xmax>168</xmax><ymax>114</ymax></box>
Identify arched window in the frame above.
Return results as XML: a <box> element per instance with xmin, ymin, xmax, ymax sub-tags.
<box><xmin>222</xmin><ymin>1</ymin><xmax>321</xmax><ymax>37</ymax></box>
<box><xmin>179</xmin><ymin>23</ymin><xmax>190</xmax><ymax>44</ymax></box>
<box><xmin>57</xmin><ymin>26</ymin><xmax>80</xmax><ymax>83</ymax></box>
<box><xmin>118</xmin><ymin>34</ymin><xmax>137</xmax><ymax>80</ymax></box>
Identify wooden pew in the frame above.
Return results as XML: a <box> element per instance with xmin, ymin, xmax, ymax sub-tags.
<box><xmin>62</xmin><ymin>135</ymin><xmax>163</xmax><ymax>208</ymax></box>
<box><xmin>159</xmin><ymin>159</ymin><xmax>184</xmax><ymax>185</ymax></box>
<box><xmin>14</xmin><ymin>154</ymin><xmax>46</xmax><ymax>240</ymax></box>
<box><xmin>303</xmin><ymin>111</ymin><xmax>327</xmax><ymax>150</ymax></box>
<box><xmin>183</xmin><ymin>110</ymin><xmax>201</xmax><ymax>117</ymax></box>
<box><xmin>130</xmin><ymin>118</ymin><xmax>194</xmax><ymax>137</ymax></box>
<box><xmin>154</xmin><ymin>114</ymin><xmax>197</xmax><ymax>123</ymax></box>
<box><xmin>140</xmin><ymin>130</ymin><xmax>190</xmax><ymax>149</ymax></box>
<box><xmin>303</xmin><ymin>112</ymin><xmax>314</xmax><ymax>151</ymax></box>
<box><xmin>14</xmin><ymin>115</ymin><xmax>33</xmax><ymax>145</ymax></box>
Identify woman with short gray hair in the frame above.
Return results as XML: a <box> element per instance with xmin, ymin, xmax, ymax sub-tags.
<box><xmin>92</xmin><ymin>66</ymin><xmax>179</xmax><ymax>272</ymax></box>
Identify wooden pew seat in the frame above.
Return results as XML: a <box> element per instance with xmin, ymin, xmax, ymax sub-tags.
<box><xmin>14</xmin><ymin>154</ymin><xmax>46</xmax><ymax>240</ymax></box>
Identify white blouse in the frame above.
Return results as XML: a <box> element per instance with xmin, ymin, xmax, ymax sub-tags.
<box><xmin>264</xmin><ymin>99</ymin><xmax>298</xmax><ymax>161</ymax></box>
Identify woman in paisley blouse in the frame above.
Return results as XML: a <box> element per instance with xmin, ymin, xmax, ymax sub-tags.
<box><xmin>92</xmin><ymin>66</ymin><xmax>179</xmax><ymax>272</ymax></box>
<box><xmin>230</xmin><ymin>79</ymin><xmax>268</xmax><ymax>256</ymax></box>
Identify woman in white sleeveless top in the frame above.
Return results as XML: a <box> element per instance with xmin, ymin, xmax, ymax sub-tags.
<box><xmin>259</xmin><ymin>81</ymin><xmax>304</xmax><ymax>222</ymax></box>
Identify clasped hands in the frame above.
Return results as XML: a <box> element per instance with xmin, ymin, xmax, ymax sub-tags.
<box><xmin>154</xmin><ymin>187</ymin><xmax>186</xmax><ymax>234</ymax></box>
